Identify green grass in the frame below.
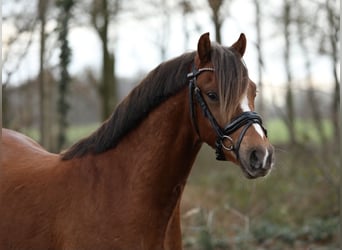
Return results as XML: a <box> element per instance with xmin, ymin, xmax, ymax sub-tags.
<box><xmin>66</xmin><ymin>123</ymin><xmax>100</xmax><ymax>145</ymax></box>
<box><xmin>266</xmin><ymin>119</ymin><xmax>333</xmax><ymax>144</ymax></box>
<box><xmin>19</xmin><ymin>123</ymin><xmax>100</xmax><ymax>148</ymax></box>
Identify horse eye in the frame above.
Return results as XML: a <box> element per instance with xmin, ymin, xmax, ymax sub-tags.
<box><xmin>207</xmin><ymin>92</ymin><xmax>219</xmax><ymax>101</ymax></box>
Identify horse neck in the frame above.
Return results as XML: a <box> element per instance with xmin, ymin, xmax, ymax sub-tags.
<box><xmin>116</xmin><ymin>88</ymin><xmax>201</xmax><ymax>190</ymax></box>
<box><xmin>87</xmin><ymin>88</ymin><xmax>202</xmax><ymax>209</ymax></box>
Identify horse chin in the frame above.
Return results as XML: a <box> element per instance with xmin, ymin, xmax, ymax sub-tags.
<box><xmin>223</xmin><ymin>152</ymin><xmax>271</xmax><ymax>179</ymax></box>
<box><xmin>239</xmin><ymin>160</ymin><xmax>271</xmax><ymax>179</ymax></box>
<box><xmin>241</xmin><ymin>167</ymin><xmax>269</xmax><ymax>179</ymax></box>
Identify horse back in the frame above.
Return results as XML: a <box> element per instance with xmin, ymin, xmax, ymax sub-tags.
<box><xmin>0</xmin><ymin>129</ymin><xmax>64</xmax><ymax>249</ymax></box>
<box><xmin>2</xmin><ymin>128</ymin><xmax>48</xmax><ymax>155</ymax></box>
<box><xmin>1</xmin><ymin>128</ymin><xmax>59</xmax><ymax>168</ymax></box>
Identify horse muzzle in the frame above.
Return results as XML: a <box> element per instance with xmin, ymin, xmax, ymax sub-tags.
<box><xmin>238</xmin><ymin>145</ymin><xmax>275</xmax><ymax>179</ymax></box>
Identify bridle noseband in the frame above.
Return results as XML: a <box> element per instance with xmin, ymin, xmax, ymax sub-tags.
<box><xmin>187</xmin><ymin>66</ymin><xmax>267</xmax><ymax>161</ymax></box>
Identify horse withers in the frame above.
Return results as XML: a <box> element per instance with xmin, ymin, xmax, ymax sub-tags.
<box><xmin>1</xmin><ymin>33</ymin><xmax>274</xmax><ymax>250</ymax></box>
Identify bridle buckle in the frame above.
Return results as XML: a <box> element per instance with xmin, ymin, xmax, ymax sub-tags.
<box><xmin>221</xmin><ymin>135</ymin><xmax>234</xmax><ymax>151</ymax></box>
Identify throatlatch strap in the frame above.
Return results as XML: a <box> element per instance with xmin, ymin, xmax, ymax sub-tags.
<box><xmin>188</xmin><ymin>80</ymin><xmax>200</xmax><ymax>136</ymax></box>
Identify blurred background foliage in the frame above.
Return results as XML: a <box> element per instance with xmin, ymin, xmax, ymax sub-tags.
<box><xmin>2</xmin><ymin>0</ymin><xmax>340</xmax><ymax>249</ymax></box>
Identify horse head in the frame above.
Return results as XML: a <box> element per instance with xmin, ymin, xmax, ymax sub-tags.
<box><xmin>188</xmin><ymin>33</ymin><xmax>275</xmax><ymax>178</ymax></box>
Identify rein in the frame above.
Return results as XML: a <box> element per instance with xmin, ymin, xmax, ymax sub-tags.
<box><xmin>187</xmin><ymin>66</ymin><xmax>267</xmax><ymax>161</ymax></box>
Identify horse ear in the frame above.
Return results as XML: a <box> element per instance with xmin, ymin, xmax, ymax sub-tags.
<box><xmin>231</xmin><ymin>33</ymin><xmax>247</xmax><ymax>57</ymax></box>
<box><xmin>197</xmin><ymin>32</ymin><xmax>211</xmax><ymax>63</ymax></box>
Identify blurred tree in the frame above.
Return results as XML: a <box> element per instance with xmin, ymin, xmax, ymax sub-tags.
<box><xmin>253</xmin><ymin>0</ymin><xmax>265</xmax><ymax>116</ymax></box>
<box><xmin>295</xmin><ymin>1</ymin><xmax>326</xmax><ymax>145</ymax></box>
<box><xmin>282</xmin><ymin>0</ymin><xmax>296</xmax><ymax>145</ymax></box>
<box><xmin>2</xmin><ymin>0</ymin><xmax>37</xmax><ymax>128</ymax></box>
<box><xmin>158</xmin><ymin>0</ymin><xmax>171</xmax><ymax>61</ymax></box>
<box><xmin>56</xmin><ymin>0</ymin><xmax>75</xmax><ymax>151</ymax></box>
<box><xmin>3</xmin><ymin>0</ymin><xmax>60</xmax><ymax>151</ymax></box>
<box><xmin>38</xmin><ymin>0</ymin><xmax>54</xmax><ymax>149</ymax></box>
<box><xmin>91</xmin><ymin>0</ymin><xmax>121</xmax><ymax>121</ymax></box>
<box><xmin>2</xmin><ymin>1</ymin><xmax>37</xmax><ymax>85</ymax></box>
<box><xmin>180</xmin><ymin>0</ymin><xmax>193</xmax><ymax>51</ymax></box>
<box><xmin>142</xmin><ymin>0</ymin><xmax>173</xmax><ymax>61</ymax></box>
<box><xmin>2</xmin><ymin>85</ymin><xmax>9</xmax><ymax>127</ymax></box>
<box><xmin>324</xmin><ymin>0</ymin><xmax>340</xmax><ymax>146</ymax></box>
<box><xmin>208</xmin><ymin>0</ymin><xmax>224</xmax><ymax>43</ymax></box>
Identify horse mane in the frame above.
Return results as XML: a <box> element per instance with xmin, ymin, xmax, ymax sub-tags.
<box><xmin>61</xmin><ymin>52</ymin><xmax>195</xmax><ymax>160</ymax></box>
<box><xmin>61</xmin><ymin>44</ymin><xmax>248</xmax><ymax>160</ymax></box>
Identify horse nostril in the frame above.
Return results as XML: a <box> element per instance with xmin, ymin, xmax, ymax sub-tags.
<box><xmin>249</xmin><ymin>149</ymin><xmax>263</xmax><ymax>169</ymax></box>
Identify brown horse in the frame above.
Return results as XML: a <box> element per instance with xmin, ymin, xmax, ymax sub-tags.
<box><xmin>1</xmin><ymin>33</ymin><xmax>274</xmax><ymax>250</ymax></box>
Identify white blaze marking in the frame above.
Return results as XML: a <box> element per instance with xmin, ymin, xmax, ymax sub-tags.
<box><xmin>240</xmin><ymin>93</ymin><xmax>265</xmax><ymax>139</ymax></box>
<box><xmin>254</xmin><ymin>124</ymin><xmax>266</xmax><ymax>139</ymax></box>
<box><xmin>262</xmin><ymin>149</ymin><xmax>269</xmax><ymax>169</ymax></box>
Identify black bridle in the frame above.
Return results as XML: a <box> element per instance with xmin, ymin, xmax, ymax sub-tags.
<box><xmin>187</xmin><ymin>66</ymin><xmax>267</xmax><ymax>161</ymax></box>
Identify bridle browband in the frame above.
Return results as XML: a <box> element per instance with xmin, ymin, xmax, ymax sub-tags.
<box><xmin>187</xmin><ymin>65</ymin><xmax>267</xmax><ymax>161</ymax></box>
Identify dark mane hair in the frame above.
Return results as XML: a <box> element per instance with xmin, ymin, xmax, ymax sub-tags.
<box><xmin>62</xmin><ymin>52</ymin><xmax>195</xmax><ymax>160</ymax></box>
<box><xmin>62</xmin><ymin>44</ymin><xmax>248</xmax><ymax>160</ymax></box>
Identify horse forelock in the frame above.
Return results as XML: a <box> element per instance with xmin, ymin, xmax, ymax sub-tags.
<box><xmin>211</xmin><ymin>44</ymin><xmax>249</xmax><ymax>121</ymax></box>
